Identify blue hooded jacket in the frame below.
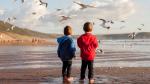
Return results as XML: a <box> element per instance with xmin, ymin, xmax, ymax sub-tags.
<box><xmin>57</xmin><ymin>36</ymin><xmax>76</xmax><ymax>61</ymax></box>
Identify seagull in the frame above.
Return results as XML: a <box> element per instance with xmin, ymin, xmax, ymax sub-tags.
<box><xmin>137</xmin><ymin>28</ymin><xmax>142</xmax><ymax>30</ymax></box>
<box><xmin>120</xmin><ymin>26</ymin><xmax>125</xmax><ymax>29</ymax></box>
<box><xmin>141</xmin><ymin>24</ymin><xmax>144</xmax><ymax>26</ymax></box>
<box><xmin>128</xmin><ymin>32</ymin><xmax>136</xmax><ymax>39</ymax></box>
<box><xmin>32</xmin><ymin>12</ymin><xmax>36</xmax><ymax>15</ymax></box>
<box><xmin>98</xmin><ymin>40</ymin><xmax>101</xmax><ymax>43</ymax></box>
<box><xmin>39</xmin><ymin>0</ymin><xmax>48</xmax><ymax>8</ymax></box>
<box><xmin>110</xmin><ymin>20</ymin><xmax>114</xmax><ymax>24</ymax></box>
<box><xmin>73</xmin><ymin>1</ymin><xmax>96</xmax><ymax>10</ymax></box>
<box><xmin>21</xmin><ymin>0</ymin><xmax>24</xmax><ymax>3</ymax></box>
<box><xmin>60</xmin><ymin>16</ymin><xmax>71</xmax><ymax>22</ymax></box>
<box><xmin>12</xmin><ymin>16</ymin><xmax>17</xmax><ymax>20</ymax></box>
<box><xmin>107</xmin><ymin>20</ymin><xmax>114</xmax><ymax>24</ymax></box>
<box><xmin>93</xmin><ymin>22</ymin><xmax>95</xmax><ymax>25</ymax></box>
<box><xmin>13</xmin><ymin>0</ymin><xmax>24</xmax><ymax>3</ymax></box>
<box><xmin>11</xmin><ymin>25</ymin><xmax>15</xmax><ymax>30</ymax></box>
<box><xmin>98</xmin><ymin>18</ymin><xmax>110</xmax><ymax>29</ymax></box>
<box><xmin>7</xmin><ymin>18</ymin><xmax>11</xmax><ymax>22</ymax></box>
<box><xmin>56</xmin><ymin>9</ymin><xmax>62</xmax><ymax>11</ymax></box>
<box><xmin>6</xmin><ymin>28</ymin><xmax>10</xmax><ymax>31</ymax></box>
<box><xmin>96</xmin><ymin>49</ymin><xmax>104</xmax><ymax>54</ymax></box>
<box><xmin>120</xmin><ymin>20</ymin><xmax>125</xmax><ymax>23</ymax></box>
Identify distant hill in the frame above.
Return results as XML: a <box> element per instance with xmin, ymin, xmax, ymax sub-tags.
<box><xmin>0</xmin><ymin>21</ymin><xmax>61</xmax><ymax>39</ymax></box>
<box><xmin>1</xmin><ymin>20</ymin><xmax>150</xmax><ymax>40</ymax></box>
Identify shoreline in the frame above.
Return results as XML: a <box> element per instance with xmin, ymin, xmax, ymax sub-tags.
<box><xmin>0</xmin><ymin>40</ymin><xmax>57</xmax><ymax>46</ymax></box>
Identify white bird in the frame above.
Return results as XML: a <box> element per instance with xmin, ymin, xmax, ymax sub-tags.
<box><xmin>6</xmin><ymin>28</ymin><xmax>10</xmax><ymax>31</ymax></box>
<box><xmin>96</xmin><ymin>49</ymin><xmax>104</xmax><ymax>54</ymax></box>
<box><xmin>73</xmin><ymin>1</ymin><xmax>96</xmax><ymax>10</ymax></box>
<box><xmin>141</xmin><ymin>24</ymin><xmax>144</xmax><ymax>26</ymax></box>
<box><xmin>56</xmin><ymin>9</ymin><xmax>62</xmax><ymax>11</ymax></box>
<box><xmin>120</xmin><ymin>26</ymin><xmax>125</xmax><ymax>29</ymax></box>
<box><xmin>137</xmin><ymin>28</ymin><xmax>142</xmax><ymax>31</ymax></box>
<box><xmin>59</xmin><ymin>15</ymin><xmax>71</xmax><ymax>22</ymax></box>
<box><xmin>120</xmin><ymin>20</ymin><xmax>125</xmax><ymax>23</ymax></box>
<box><xmin>128</xmin><ymin>32</ymin><xmax>137</xmax><ymax>39</ymax></box>
<box><xmin>11</xmin><ymin>25</ymin><xmax>15</xmax><ymax>30</ymax></box>
<box><xmin>13</xmin><ymin>0</ymin><xmax>24</xmax><ymax>3</ymax></box>
<box><xmin>98</xmin><ymin>18</ymin><xmax>110</xmax><ymax>29</ymax></box>
<box><xmin>39</xmin><ymin>0</ymin><xmax>48</xmax><ymax>8</ymax></box>
<box><xmin>32</xmin><ymin>12</ymin><xmax>37</xmax><ymax>15</ymax></box>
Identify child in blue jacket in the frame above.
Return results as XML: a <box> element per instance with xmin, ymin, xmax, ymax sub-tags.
<box><xmin>57</xmin><ymin>25</ymin><xmax>76</xmax><ymax>82</ymax></box>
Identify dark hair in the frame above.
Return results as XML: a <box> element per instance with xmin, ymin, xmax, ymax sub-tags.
<box><xmin>83</xmin><ymin>22</ymin><xmax>92</xmax><ymax>32</ymax></box>
<box><xmin>64</xmin><ymin>25</ymin><xmax>72</xmax><ymax>35</ymax></box>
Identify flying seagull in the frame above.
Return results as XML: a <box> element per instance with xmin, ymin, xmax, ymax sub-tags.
<box><xmin>59</xmin><ymin>16</ymin><xmax>71</xmax><ymax>22</ymax></box>
<box><xmin>39</xmin><ymin>0</ymin><xmax>48</xmax><ymax>8</ymax></box>
<box><xmin>137</xmin><ymin>28</ymin><xmax>142</xmax><ymax>30</ymax></box>
<box><xmin>11</xmin><ymin>25</ymin><xmax>15</xmax><ymax>30</ymax></box>
<box><xmin>32</xmin><ymin>12</ymin><xmax>36</xmax><ymax>15</ymax></box>
<box><xmin>21</xmin><ymin>0</ymin><xmax>24</xmax><ymax>3</ymax></box>
<box><xmin>120</xmin><ymin>20</ymin><xmax>125</xmax><ymax>23</ymax></box>
<box><xmin>120</xmin><ymin>26</ymin><xmax>125</xmax><ymax>29</ymax></box>
<box><xmin>141</xmin><ymin>24</ymin><xmax>144</xmax><ymax>26</ymax></box>
<box><xmin>56</xmin><ymin>9</ymin><xmax>62</xmax><ymax>11</ymax></box>
<box><xmin>98</xmin><ymin>18</ymin><xmax>110</xmax><ymax>29</ymax></box>
<box><xmin>73</xmin><ymin>1</ymin><xmax>96</xmax><ymax>10</ymax></box>
<box><xmin>13</xmin><ymin>0</ymin><xmax>24</xmax><ymax>3</ymax></box>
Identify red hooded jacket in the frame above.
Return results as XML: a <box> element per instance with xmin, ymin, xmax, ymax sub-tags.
<box><xmin>77</xmin><ymin>32</ymin><xmax>98</xmax><ymax>61</ymax></box>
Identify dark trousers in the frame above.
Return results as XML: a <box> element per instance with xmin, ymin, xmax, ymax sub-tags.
<box><xmin>80</xmin><ymin>60</ymin><xmax>94</xmax><ymax>79</ymax></box>
<box><xmin>62</xmin><ymin>60</ymin><xmax>72</xmax><ymax>78</ymax></box>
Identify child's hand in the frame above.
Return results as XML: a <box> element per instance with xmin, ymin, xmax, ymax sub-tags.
<box><xmin>73</xmin><ymin>56</ymin><xmax>76</xmax><ymax>59</ymax></box>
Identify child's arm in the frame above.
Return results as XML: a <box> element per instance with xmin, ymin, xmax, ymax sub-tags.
<box><xmin>69</xmin><ymin>38</ymin><xmax>76</xmax><ymax>58</ymax></box>
<box><xmin>93</xmin><ymin>37</ymin><xmax>98</xmax><ymax>49</ymax></box>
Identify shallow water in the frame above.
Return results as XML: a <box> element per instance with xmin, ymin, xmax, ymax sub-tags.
<box><xmin>0</xmin><ymin>39</ymin><xmax>150</xmax><ymax>69</ymax></box>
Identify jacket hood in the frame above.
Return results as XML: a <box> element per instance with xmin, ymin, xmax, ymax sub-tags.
<box><xmin>57</xmin><ymin>36</ymin><xmax>70</xmax><ymax>44</ymax></box>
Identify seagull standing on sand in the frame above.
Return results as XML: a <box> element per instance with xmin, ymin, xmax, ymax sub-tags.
<box><xmin>39</xmin><ymin>0</ymin><xmax>48</xmax><ymax>8</ymax></box>
<box><xmin>96</xmin><ymin>49</ymin><xmax>104</xmax><ymax>54</ymax></box>
<box><xmin>128</xmin><ymin>32</ymin><xmax>136</xmax><ymax>39</ymax></box>
<box><xmin>73</xmin><ymin>1</ymin><xmax>96</xmax><ymax>10</ymax></box>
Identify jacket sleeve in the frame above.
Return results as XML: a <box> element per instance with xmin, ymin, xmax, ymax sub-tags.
<box><xmin>77</xmin><ymin>37</ymin><xmax>81</xmax><ymax>49</ymax></box>
<box><xmin>69</xmin><ymin>38</ymin><xmax>76</xmax><ymax>57</ymax></box>
<box><xmin>93</xmin><ymin>37</ymin><xmax>98</xmax><ymax>49</ymax></box>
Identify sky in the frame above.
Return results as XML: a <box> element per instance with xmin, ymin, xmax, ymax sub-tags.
<box><xmin>0</xmin><ymin>0</ymin><xmax>150</xmax><ymax>35</ymax></box>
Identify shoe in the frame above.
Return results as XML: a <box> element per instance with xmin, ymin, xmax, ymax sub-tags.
<box><xmin>63</xmin><ymin>76</ymin><xmax>68</xmax><ymax>82</ymax></box>
<box><xmin>67</xmin><ymin>77</ymin><xmax>74</xmax><ymax>82</ymax></box>
<box><xmin>89</xmin><ymin>79</ymin><xmax>94</xmax><ymax>84</ymax></box>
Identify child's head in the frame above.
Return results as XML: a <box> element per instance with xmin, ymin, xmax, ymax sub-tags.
<box><xmin>83</xmin><ymin>22</ymin><xmax>93</xmax><ymax>32</ymax></box>
<box><xmin>64</xmin><ymin>25</ymin><xmax>72</xmax><ymax>35</ymax></box>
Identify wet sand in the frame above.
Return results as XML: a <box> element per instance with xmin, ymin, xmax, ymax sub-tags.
<box><xmin>0</xmin><ymin>67</ymin><xmax>150</xmax><ymax>84</ymax></box>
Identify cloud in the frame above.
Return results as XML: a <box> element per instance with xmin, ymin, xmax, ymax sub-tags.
<box><xmin>0</xmin><ymin>0</ymin><xmax>136</xmax><ymax>34</ymax></box>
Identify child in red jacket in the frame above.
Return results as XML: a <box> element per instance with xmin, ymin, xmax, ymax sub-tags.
<box><xmin>77</xmin><ymin>22</ymin><xmax>98</xmax><ymax>84</ymax></box>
